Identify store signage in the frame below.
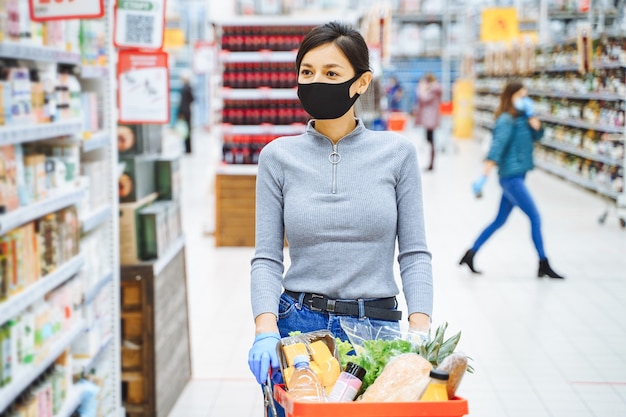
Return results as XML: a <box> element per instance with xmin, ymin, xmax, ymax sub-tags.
<box><xmin>480</xmin><ymin>7</ymin><xmax>519</xmax><ymax>43</ymax></box>
<box><xmin>117</xmin><ymin>50</ymin><xmax>170</xmax><ymax>124</ymax></box>
<box><xmin>29</xmin><ymin>0</ymin><xmax>105</xmax><ymax>21</ymax></box>
<box><xmin>193</xmin><ymin>42</ymin><xmax>216</xmax><ymax>74</ymax></box>
<box><xmin>114</xmin><ymin>0</ymin><xmax>166</xmax><ymax>50</ymax></box>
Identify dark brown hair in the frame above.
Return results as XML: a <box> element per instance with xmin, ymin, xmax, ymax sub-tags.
<box><xmin>495</xmin><ymin>81</ymin><xmax>524</xmax><ymax>119</ymax></box>
<box><xmin>295</xmin><ymin>21</ymin><xmax>371</xmax><ymax>76</ymax></box>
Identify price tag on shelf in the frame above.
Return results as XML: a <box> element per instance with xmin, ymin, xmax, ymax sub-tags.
<box><xmin>114</xmin><ymin>0</ymin><xmax>166</xmax><ymax>50</ymax></box>
<box><xmin>117</xmin><ymin>50</ymin><xmax>170</xmax><ymax>124</ymax></box>
<box><xmin>29</xmin><ymin>0</ymin><xmax>104</xmax><ymax>21</ymax></box>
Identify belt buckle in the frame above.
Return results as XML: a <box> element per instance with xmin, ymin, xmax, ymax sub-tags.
<box><xmin>308</xmin><ymin>293</ymin><xmax>324</xmax><ymax>312</ymax></box>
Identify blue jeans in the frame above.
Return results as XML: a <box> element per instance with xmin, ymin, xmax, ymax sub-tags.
<box><xmin>472</xmin><ymin>175</ymin><xmax>546</xmax><ymax>259</ymax></box>
<box><xmin>266</xmin><ymin>292</ymin><xmax>401</xmax><ymax>416</ymax></box>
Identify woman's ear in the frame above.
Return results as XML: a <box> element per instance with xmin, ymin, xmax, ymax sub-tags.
<box><xmin>356</xmin><ymin>71</ymin><xmax>373</xmax><ymax>94</ymax></box>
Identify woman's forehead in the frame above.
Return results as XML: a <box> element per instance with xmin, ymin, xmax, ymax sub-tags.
<box><xmin>300</xmin><ymin>43</ymin><xmax>351</xmax><ymax>68</ymax></box>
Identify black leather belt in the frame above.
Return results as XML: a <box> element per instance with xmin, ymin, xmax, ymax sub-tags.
<box><xmin>284</xmin><ymin>290</ymin><xmax>402</xmax><ymax>321</ymax></box>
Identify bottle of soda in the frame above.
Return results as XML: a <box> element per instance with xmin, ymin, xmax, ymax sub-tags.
<box><xmin>288</xmin><ymin>355</ymin><xmax>327</xmax><ymax>402</ymax></box>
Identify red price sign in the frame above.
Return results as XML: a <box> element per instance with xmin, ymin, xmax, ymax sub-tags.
<box><xmin>29</xmin><ymin>0</ymin><xmax>105</xmax><ymax>21</ymax></box>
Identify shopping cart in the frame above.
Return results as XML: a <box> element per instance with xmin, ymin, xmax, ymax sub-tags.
<box><xmin>265</xmin><ymin>381</ymin><xmax>469</xmax><ymax>417</ymax></box>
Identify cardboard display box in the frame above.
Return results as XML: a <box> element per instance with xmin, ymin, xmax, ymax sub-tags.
<box><xmin>119</xmin><ymin>156</ymin><xmax>156</xmax><ymax>203</ymax></box>
<box><xmin>119</xmin><ymin>193</ymin><xmax>158</xmax><ymax>265</ymax></box>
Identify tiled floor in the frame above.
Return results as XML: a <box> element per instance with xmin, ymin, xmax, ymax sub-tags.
<box><xmin>168</xmin><ymin>125</ymin><xmax>626</xmax><ymax>417</ymax></box>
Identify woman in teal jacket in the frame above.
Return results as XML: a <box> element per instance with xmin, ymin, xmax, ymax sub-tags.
<box><xmin>459</xmin><ymin>81</ymin><xmax>564</xmax><ymax>279</ymax></box>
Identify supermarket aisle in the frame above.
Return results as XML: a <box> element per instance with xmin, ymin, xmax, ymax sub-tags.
<box><xmin>169</xmin><ymin>126</ymin><xmax>626</xmax><ymax>417</ymax></box>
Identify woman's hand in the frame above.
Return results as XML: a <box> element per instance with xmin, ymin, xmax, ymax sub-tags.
<box><xmin>408</xmin><ymin>312</ymin><xmax>430</xmax><ymax>333</ymax></box>
<box><xmin>528</xmin><ymin>116</ymin><xmax>542</xmax><ymax>131</ymax></box>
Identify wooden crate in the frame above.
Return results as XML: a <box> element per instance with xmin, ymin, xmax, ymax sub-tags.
<box><xmin>120</xmin><ymin>241</ymin><xmax>191</xmax><ymax>417</ymax></box>
<box><xmin>215</xmin><ymin>173</ymin><xmax>256</xmax><ymax>247</ymax></box>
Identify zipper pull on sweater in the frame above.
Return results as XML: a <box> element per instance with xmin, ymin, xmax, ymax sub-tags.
<box><xmin>329</xmin><ymin>144</ymin><xmax>341</xmax><ymax>194</ymax></box>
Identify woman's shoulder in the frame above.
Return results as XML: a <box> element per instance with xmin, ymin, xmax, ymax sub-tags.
<box><xmin>365</xmin><ymin>129</ymin><xmax>416</xmax><ymax>154</ymax></box>
<box><xmin>495</xmin><ymin>112</ymin><xmax>515</xmax><ymax>126</ymax></box>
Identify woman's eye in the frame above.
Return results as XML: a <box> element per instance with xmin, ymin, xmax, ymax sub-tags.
<box><xmin>327</xmin><ymin>71</ymin><xmax>338</xmax><ymax>77</ymax></box>
<box><xmin>300</xmin><ymin>70</ymin><xmax>312</xmax><ymax>76</ymax></box>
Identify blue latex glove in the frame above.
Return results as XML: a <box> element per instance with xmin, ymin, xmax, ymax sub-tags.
<box><xmin>520</xmin><ymin>97</ymin><xmax>535</xmax><ymax>117</ymax></box>
<box><xmin>472</xmin><ymin>175</ymin><xmax>487</xmax><ymax>198</ymax></box>
<box><xmin>248</xmin><ymin>332</ymin><xmax>281</xmax><ymax>384</ymax></box>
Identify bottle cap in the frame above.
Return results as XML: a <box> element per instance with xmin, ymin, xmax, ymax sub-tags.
<box><xmin>430</xmin><ymin>369</ymin><xmax>450</xmax><ymax>381</ymax></box>
<box><xmin>293</xmin><ymin>354</ymin><xmax>310</xmax><ymax>366</ymax></box>
<box><xmin>344</xmin><ymin>362</ymin><xmax>366</xmax><ymax>381</ymax></box>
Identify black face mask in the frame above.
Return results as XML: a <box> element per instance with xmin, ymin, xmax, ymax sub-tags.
<box><xmin>297</xmin><ymin>73</ymin><xmax>363</xmax><ymax>120</ymax></box>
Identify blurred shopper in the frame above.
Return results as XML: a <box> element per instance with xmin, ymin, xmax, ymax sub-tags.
<box><xmin>386</xmin><ymin>75</ymin><xmax>404</xmax><ymax>112</ymax></box>
<box><xmin>247</xmin><ymin>22</ymin><xmax>434</xmax><ymax>413</ymax></box>
<box><xmin>416</xmin><ymin>73</ymin><xmax>442</xmax><ymax>171</ymax></box>
<box><xmin>177</xmin><ymin>70</ymin><xmax>195</xmax><ymax>153</ymax></box>
<box><xmin>460</xmin><ymin>81</ymin><xmax>564</xmax><ymax>279</ymax></box>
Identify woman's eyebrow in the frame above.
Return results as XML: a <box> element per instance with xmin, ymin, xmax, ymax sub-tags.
<box><xmin>300</xmin><ymin>62</ymin><xmax>345</xmax><ymax>69</ymax></box>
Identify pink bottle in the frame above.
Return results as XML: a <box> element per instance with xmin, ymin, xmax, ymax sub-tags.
<box><xmin>327</xmin><ymin>362</ymin><xmax>367</xmax><ymax>402</ymax></box>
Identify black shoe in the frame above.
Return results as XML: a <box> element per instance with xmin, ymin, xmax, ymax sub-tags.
<box><xmin>538</xmin><ymin>258</ymin><xmax>564</xmax><ymax>279</ymax></box>
<box><xmin>459</xmin><ymin>249</ymin><xmax>482</xmax><ymax>274</ymax></box>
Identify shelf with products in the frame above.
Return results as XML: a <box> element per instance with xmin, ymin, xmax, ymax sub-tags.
<box><xmin>55</xmin><ymin>385</ymin><xmax>85</xmax><ymax>417</ymax></box>
<box><xmin>81</xmin><ymin>204</ymin><xmax>113</xmax><ymax>234</ymax></box>
<box><xmin>84</xmin><ymin>272</ymin><xmax>114</xmax><ymax>306</ymax></box>
<box><xmin>0</xmin><ymin>320</ymin><xmax>86</xmax><ymax>413</ymax></box>
<box><xmin>76</xmin><ymin>334</ymin><xmax>114</xmax><ymax>377</ymax></box>
<box><xmin>0</xmin><ymin>119</ymin><xmax>84</xmax><ymax>147</ymax></box>
<box><xmin>0</xmin><ymin>255</ymin><xmax>83</xmax><ymax>324</ymax></box>
<box><xmin>0</xmin><ymin>43</ymin><xmax>81</xmax><ymax>65</ymax></box>
<box><xmin>473</xmin><ymin>32</ymin><xmax>626</xmax><ymax>203</ymax></box>
<box><xmin>0</xmin><ymin>186</ymin><xmax>85</xmax><ymax>234</ymax></box>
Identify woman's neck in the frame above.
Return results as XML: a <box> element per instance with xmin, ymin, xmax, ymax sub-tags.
<box><xmin>313</xmin><ymin>114</ymin><xmax>357</xmax><ymax>144</ymax></box>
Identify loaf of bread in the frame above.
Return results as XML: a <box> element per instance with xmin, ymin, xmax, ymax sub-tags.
<box><xmin>359</xmin><ymin>353</ymin><xmax>432</xmax><ymax>402</ymax></box>
<box><xmin>437</xmin><ymin>352</ymin><xmax>468</xmax><ymax>398</ymax></box>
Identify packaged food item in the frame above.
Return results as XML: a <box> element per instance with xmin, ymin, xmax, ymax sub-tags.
<box><xmin>359</xmin><ymin>353</ymin><xmax>432</xmax><ymax>402</ymax></box>
<box><xmin>420</xmin><ymin>369</ymin><xmax>449</xmax><ymax>401</ymax></box>
<box><xmin>277</xmin><ymin>330</ymin><xmax>341</xmax><ymax>394</ymax></box>
<box><xmin>437</xmin><ymin>352</ymin><xmax>467</xmax><ymax>398</ymax></box>
<box><xmin>327</xmin><ymin>362</ymin><xmax>366</xmax><ymax>402</ymax></box>
<box><xmin>288</xmin><ymin>354</ymin><xmax>327</xmax><ymax>402</ymax></box>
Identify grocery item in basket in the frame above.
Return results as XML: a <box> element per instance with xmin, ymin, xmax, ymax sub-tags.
<box><xmin>436</xmin><ymin>352</ymin><xmax>468</xmax><ymax>398</ymax></box>
<box><xmin>419</xmin><ymin>369</ymin><xmax>450</xmax><ymax>401</ymax></box>
<box><xmin>278</xmin><ymin>330</ymin><xmax>341</xmax><ymax>393</ymax></box>
<box><xmin>327</xmin><ymin>362</ymin><xmax>366</xmax><ymax>402</ymax></box>
<box><xmin>359</xmin><ymin>353</ymin><xmax>432</xmax><ymax>402</ymax></box>
<box><xmin>288</xmin><ymin>355</ymin><xmax>328</xmax><ymax>402</ymax></box>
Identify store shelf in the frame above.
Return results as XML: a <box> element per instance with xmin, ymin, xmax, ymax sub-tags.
<box><xmin>529</xmin><ymin>89</ymin><xmax>625</xmax><ymax>102</ymax></box>
<box><xmin>56</xmin><ymin>385</ymin><xmax>85</xmax><ymax>417</ymax></box>
<box><xmin>215</xmin><ymin>163</ymin><xmax>259</xmax><ymax>176</ymax></box>
<box><xmin>221</xmin><ymin>87</ymin><xmax>298</xmax><ymax>100</ymax></box>
<box><xmin>0</xmin><ymin>255</ymin><xmax>84</xmax><ymax>324</ymax></box>
<box><xmin>0</xmin><ymin>186</ymin><xmax>86</xmax><ymax>234</ymax></box>
<box><xmin>0</xmin><ymin>119</ymin><xmax>83</xmax><ymax>146</ymax></box>
<box><xmin>539</xmin><ymin>140</ymin><xmax>624</xmax><ymax>166</ymax></box>
<box><xmin>81</xmin><ymin>204</ymin><xmax>113</xmax><ymax>234</ymax></box>
<box><xmin>82</xmin><ymin>130</ymin><xmax>113</xmax><ymax>153</ymax></box>
<box><xmin>535</xmin><ymin>160</ymin><xmax>619</xmax><ymax>200</ymax></box>
<box><xmin>538</xmin><ymin>114</ymin><xmax>625</xmax><ymax>134</ymax></box>
<box><xmin>0</xmin><ymin>42</ymin><xmax>81</xmax><ymax>64</ymax></box>
<box><xmin>154</xmin><ymin>236</ymin><xmax>186</xmax><ymax>276</ymax></box>
<box><xmin>77</xmin><ymin>334</ymin><xmax>114</xmax><ymax>377</ymax></box>
<box><xmin>220</xmin><ymin>124</ymin><xmax>306</xmax><ymax>135</ymax></box>
<box><xmin>84</xmin><ymin>272</ymin><xmax>113</xmax><ymax>305</ymax></box>
<box><xmin>80</xmin><ymin>66</ymin><xmax>109</xmax><ymax>79</ymax></box>
<box><xmin>394</xmin><ymin>14</ymin><xmax>444</xmax><ymax>23</ymax></box>
<box><xmin>219</xmin><ymin>50</ymin><xmax>297</xmax><ymax>63</ymax></box>
<box><xmin>0</xmin><ymin>320</ymin><xmax>86</xmax><ymax>413</ymax></box>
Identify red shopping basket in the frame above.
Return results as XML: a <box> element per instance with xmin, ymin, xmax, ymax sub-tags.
<box><xmin>274</xmin><ymin>384</ymin><xmax>469</xmax><ymax>417</ymax></box>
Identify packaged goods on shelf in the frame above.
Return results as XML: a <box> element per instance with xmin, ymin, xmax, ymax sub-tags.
<box><xmin>117</xmin><ymin>124</ymin><xmax>163</xmax><ymax>156</ymax></box>
<box><xmin>81</xmin><ymin>159</ymin><xmax>108</xmax><ymax>213</ymax></box>
<box><xmin>81</xmin><ymin>92</ymin><xmax>100</xmax><ymax>134</ymax></box>
<box><xmin>73</xmin><ymin>283</ymin><xmax>113</xmax><ymax>360</ymax></box>
<box><xmin>0</xmin><ymin>145</ymin><xmax>19</xmax><ymax>213</ymax></box>
<box><xmin>155</xmin><ymin>157</ymin><xmax>181</xmax><ymax>201</ymax></box>
<box><xmin>138</xmin><ymin>200</ymin><xmax>182</xmax><ymax>260</ymax></box>
<box><xmin>118</xmin><ymin>156</ymin><xmax>156</xmax><ymax>204</ymax></box>
<box><xmin>219</xmin><ymin>25</ymin><xmax>315</xmax><ymax>52</ymax></box>
<box><xmin>79</xmin><ymin>20</ymin><xmax>107</xmax><ymax>68</ymax></box>
<box><xmin>119</xmin><ymin>193</ymin><xmax>158</xmax><ymax>265</ymax></box>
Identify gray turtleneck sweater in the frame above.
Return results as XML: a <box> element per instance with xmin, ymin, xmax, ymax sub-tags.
<box><xmin>251</xmin><ymin>119</ymin><xmax>433</xmax><ymax>321</ymax></box>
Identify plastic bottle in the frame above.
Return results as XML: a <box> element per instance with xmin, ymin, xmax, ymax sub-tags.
<box><xmin>327</xmin><ymin>362</ymin><xmax>366</xmax><ymax>402</ymax></box>
<box><xmin>288</xmin><ymin>355</ymin><xmax>327</xmax><ymax>402</ymax></box>
<box><xmin>420</xmin><ymin>369</ymin><xmax>450</xmax><ymax>401</ymax></box>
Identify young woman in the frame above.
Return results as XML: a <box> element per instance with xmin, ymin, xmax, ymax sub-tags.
<box><xmin>459</xmin><ymin>81</ymin><xmax>564</xmax><ymax>279</ymax></box>
<box><xmin>247</xmin><ymin>22</ymin><xmax>434</xmax><ymax>390</ymax></box>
